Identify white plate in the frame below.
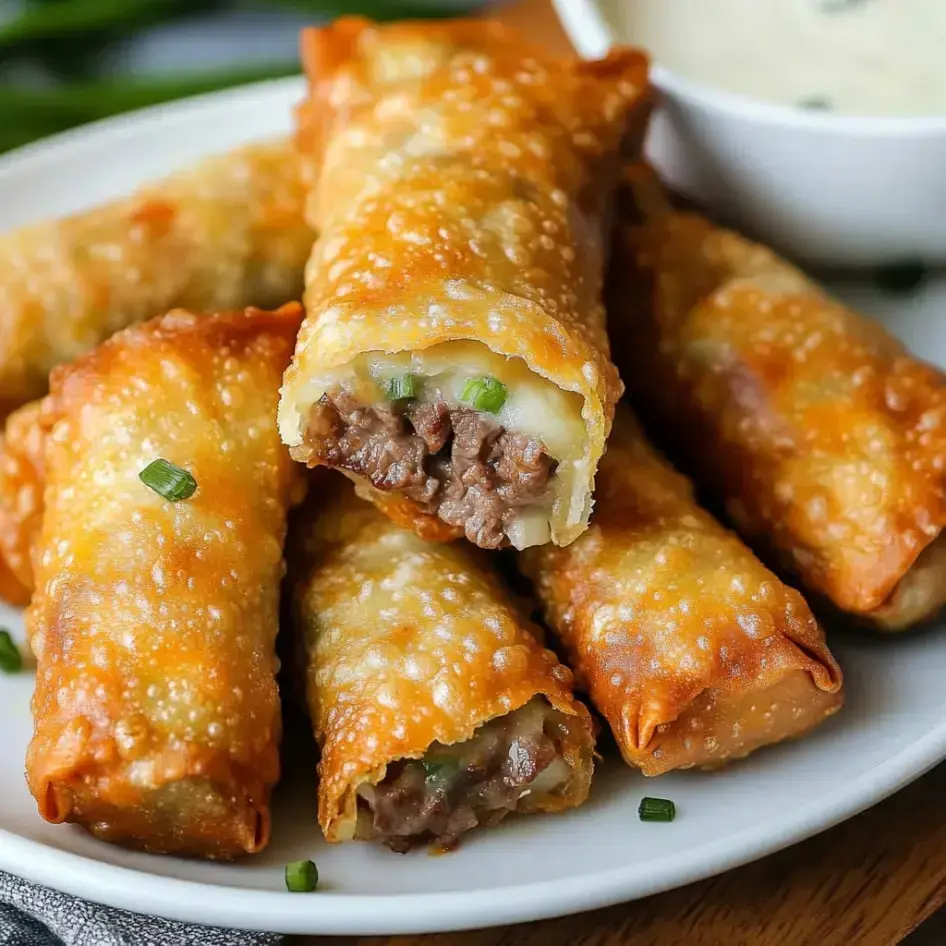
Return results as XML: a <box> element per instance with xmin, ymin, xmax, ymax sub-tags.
<box><xmin>0</xmin><ymin>79</ymin><xmax>945</xmax><ymax>938</ymax></box>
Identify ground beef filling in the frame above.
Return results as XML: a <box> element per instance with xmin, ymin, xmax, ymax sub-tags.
<box><xmin>304</xmin><ymin>391</ymin><xmax>556</xmax><ymax>548</ymax></box>
<box><xmin>354</xmin><ymin>702</ymin><xmax>566</xmax><ymax>853</ymax></box>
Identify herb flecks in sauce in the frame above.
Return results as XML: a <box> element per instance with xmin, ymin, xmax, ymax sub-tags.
<box><xmin>818</xmin><ymin>0</ymin><xmax>876</xmax><ymax>12</ymax></box>
<box><xmin>798</xmin><ymin>96</ymin><xmax>833</xmax><ymax>110</ymax></box>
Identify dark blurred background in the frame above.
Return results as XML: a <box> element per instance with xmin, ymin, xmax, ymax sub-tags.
<box><xmin>0</xmin><ymin>0</ymin><xmax>481</xmax><ymax>154</ymax></box>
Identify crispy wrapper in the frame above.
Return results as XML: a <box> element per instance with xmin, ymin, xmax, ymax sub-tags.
<box><xmin>0</xmin><ymin>138</ymin><xmax>312</xmax><ymax>413</ymax></box>
<box><xmin>519</xmin><ymin>409</ymin><xmax>843</xmax><ymax>776</ymax></box>
<box><xmin>26</xmin><ymin>304</ymin><xmax>304</xmax><ymax>858</ymax></box>
<box><xmin>289</xmin><ymin>477</ymin><xmax>594</xmax><ymax>846</ymax></box>
<box><xmin>280</xmin><ymin>17</ymin><xmax>650</xmax><ymax>548</ymax></box>
<box><xmin>610</xmin><ymin>166</ymin><xmax>946</xmax><ymax>630</ymax></box>
<box><xmin>0</xmin><ymin>401</ymin><xmax>47</xmax><ymax>604</ymax></box>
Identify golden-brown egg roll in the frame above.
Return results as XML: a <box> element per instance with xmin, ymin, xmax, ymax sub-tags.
<box><xmin>610</xmin><ymin>166</ymin><xmax>946</xmax><ymax>631</ymax></box>
<box><xmin>26</xmin><ymin>304</ymin><xmax>304</xmax><ymax>858</ymax></box>
<box><xmin>289</xmin><ymin>477</ymin><xmax>594</xmax><ymax>851</ymax></box>
<box><xmin>0</xmin><ymin>138</ymin><xmax>313</xmax><ymax>414</ymax></box>
<box><xmin>279</xmin><ymin>17</ymin><xmax>650</xmax><ymax>550</ymax></box>
<box><xmin>519</xmin><ymin>409</ymin><xmax>843</xmax><ymax>775</ymax></box>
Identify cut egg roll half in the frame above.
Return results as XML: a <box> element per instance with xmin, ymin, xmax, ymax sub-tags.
<box><xmin>279</xmin><ymin>17</ymin><xmax>651</xmax><ymax>549</ymax></box>
<box><xmin>288</xmin><ymin>476</ymin><xmax>594</xmax><ymax>850</ymax></box>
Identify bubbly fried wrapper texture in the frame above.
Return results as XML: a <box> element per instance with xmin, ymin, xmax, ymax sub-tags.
<box><xmin>288</xmin><ymin>476</ymin><xmax>595</xmax><ymax>843</ymax></box>
<box><xmin>520</xmin><ymin>409</ymin><xmax>843</xmax><ymax>775</ymax></box>
<box><xmin>0</xmin><ymin>138</ymin><xmax>312</xmax><ymax>414</ymax></box>
<box><xmin>26</xmin><ymin>304</ymin><xmax>304</xmax><ymax>858</ymax></box>
<box><xmin>610</xmin><ymin>164</ymin><xmax>946</xmax><ymax>630</ymax></box>
<box><xmin>280</xmin><ymin>17</ymin><xmax>651</xmax><ymax>547</ymax></box>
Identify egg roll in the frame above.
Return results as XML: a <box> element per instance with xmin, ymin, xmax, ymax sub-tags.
<box><xmin>288</xmin><ymin>477</ymin><xmax>594</xmax><ymax>851</ymax></box>
<box><xmin>610</xmin><ymin>167</ymin><xmax>946</xmax><ymax>631</ymax></box>
<box><xmin>519</xmin><ymin>409</ymin><xmax>843</xmax><ymax>775</ymax></box>
<box><xmin>0</xmin><ymin>138</ymin><xmax>312</xmax><ymax>414</ymax></box>
<box><xmin>26</xmin><ymin>304</ymin><xmax>303</xmax><ymax>858</ymax></box>
<box><xmin>279</xmin><ymin>17</ymin><xmax>650</xmax><ymax>550</ymax></box>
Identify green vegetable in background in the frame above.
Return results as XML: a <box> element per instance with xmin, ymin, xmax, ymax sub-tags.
<box><xmin>0</xmin><ymin>62</ymin><xmax>301</xmax><ymax>134</ymax></box>
<box><xmin>0</xmin><ymin>0</ymin><xmax>480</xmax><ymax>154</ymax></box>
<box><xmin>0</xmin><ymin>0</ymin><xmax>205</xmax><ymax>50</ymax></box>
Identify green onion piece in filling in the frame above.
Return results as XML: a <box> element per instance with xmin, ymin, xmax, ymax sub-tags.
<box><xmin>0</xmin><ymin>629</ymin><xmax>22</xmax><ymax>673</ymax></box>
<box><xmin>387</xmin><ymin>374</ymin><xmax>416</xmax><ymax>401</ymax></box>
<box><xmin>285</xmin><ymin>859</ymin><xmax>319</xmax><ymax>892</ymax></box>
<box><xmin>139</xmin><ymin>458</ymin><xmax>198</xmax><ymax>501</ymax></box>
<box><xmin>460</xmin><ymin>376</ymin><xmax>507</xmax><ymax>414</ymax></box>
<box><xmin>422</xmin><ymin>757</ymin><xmax>460</xmax><ymax>780</ymax></box>
<box><xmin>638</xmin><ymin>796</ymin><xmax>676</xmax><ymax>823</ymax></box>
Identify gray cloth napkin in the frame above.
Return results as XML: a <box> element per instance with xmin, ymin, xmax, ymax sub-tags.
<box><xmin>0</xmin><ymin>872</ymin><xmax>281</xmax><ymax>946</ymax></box>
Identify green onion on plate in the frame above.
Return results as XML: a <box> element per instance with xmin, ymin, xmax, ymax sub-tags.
<box><xmin>285</xmin><ymin>859</ymin><xmax>319</xmax><ymax>893</ymax></box>
<box><xmin>0</xmin><ymin>629</ymin><xmax>23</xmax><ymax>674</ymax></box>
<box><xmin>638</xmin><ymin>796</ymin><xmax>676</xmax><ymax>822</ymax></box>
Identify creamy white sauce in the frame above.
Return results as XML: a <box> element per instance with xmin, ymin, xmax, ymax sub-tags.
<box><xmin>605</xmin><ymin>0</ymin><xmax>946</xmax><ymax>116</ymax></box>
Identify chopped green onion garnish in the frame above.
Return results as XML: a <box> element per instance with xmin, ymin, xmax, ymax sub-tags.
<box><xmin>139</xmin><ymin>459</ymin><xmax>197</xmax><ymax>501</ymax></box>
<box><xmin>460</xmin><ymin>376</ymin><xmax>507</xmax><ymax>414</ymax></box>
<box><xmin>387</xmin><ymin>374</ymin><xmax>416</xmax><ymax>401</ymax></box>
<box><xmin>638</xmin><ymin>796</ymin><xmax>676</xmax><ymax>822</ymax></box>
<box><xmin>285</xmin><ymin>859</ymin><xmax>319</xmax><ymax>892</ymax></box>
<box><xmin>0</xmin><ymin>629</ymin><xmax>22</xmax><ymax>673</ymax></box>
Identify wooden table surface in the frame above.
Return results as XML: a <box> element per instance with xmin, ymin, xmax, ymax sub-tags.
<box><xmin>298</xmin><ymin>2</ymin><xmax>946</xmax><ymax>943</ymax></box>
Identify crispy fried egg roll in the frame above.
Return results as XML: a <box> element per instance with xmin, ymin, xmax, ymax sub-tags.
<box><xmin>610</xmin><ymin>167</ymin><xmax>946</xmax><ymax>631</ymax></box>
<box><xmin>279</xmin><ymin>17</ymin><xmax>650</xmax><ymax>550</ymax></box>
<box><xmin>289</xmin><ymin>477</ymin><xmax>594</xmax><ymax>851</ymax></box>
<box><xmin>26</xmin><ymin>304</ymin><xmax>304</xmax><ymax>858</ymax></box>
<box><xmin>520</xmin><ymin>409</ymin><xmax>843</xmax><ymax>776</ymax></box>
<box><xmin>0</xmin><ymin>138</ymin><xmax>312</xmax><ymax>413</ymax></box>
<box><xmin>0</xmin><ymin>401</ymin><xmax>47</xmax><ymax>604</ymax></box>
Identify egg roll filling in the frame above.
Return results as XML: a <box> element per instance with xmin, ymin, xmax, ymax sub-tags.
<box><xmin>294</xmin><ymin>342</ymin><xmax>588</xmax><ymax>549</ymax></box>
<box><xmin>354</xmin><ymin>697</ymin><xmax>580</xmax><ymax>853</ymax></box>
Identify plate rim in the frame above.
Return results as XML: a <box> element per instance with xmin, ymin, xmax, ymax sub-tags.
<box><xmin>1</xmin><ymin>725</ymin><xmax>943</xmax><ymax>935</ymax></box>
<box><xmin>1</xmin><ymin>77</ymin><xmax>945</xmax><ymax>937</ymax></box>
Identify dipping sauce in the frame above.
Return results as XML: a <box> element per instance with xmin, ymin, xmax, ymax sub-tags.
<box><xmin>605</xmin><ymin>0</ymin><xmax>946</xmax><ymax>116</ymax></box>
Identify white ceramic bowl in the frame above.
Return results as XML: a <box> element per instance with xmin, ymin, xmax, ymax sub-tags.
<box><xmin>552</xmin><ymin>0</ymin><xmax>946</xmax><ymax>267</ymax></box>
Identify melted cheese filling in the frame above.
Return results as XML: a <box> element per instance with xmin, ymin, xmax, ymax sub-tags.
<box><xmin>293</xmin><ymin>340</ymin><xmax>588</xmax><ymax>548</ymax></box>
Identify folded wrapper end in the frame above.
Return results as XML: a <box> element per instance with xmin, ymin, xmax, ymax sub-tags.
<box><xmin>633</xmin><ymin>671</ymin><xmax>845</xmax><ymax>777</ymax></box>
<box><xmin>247</xmin><ymin>806</ymin><xmax>271</xmax><ymax>854</ymax></box>
<box><xmin>37</xmin><ymin>780</ymin><xmax>72</xmax><ymax>825</ymax></box>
